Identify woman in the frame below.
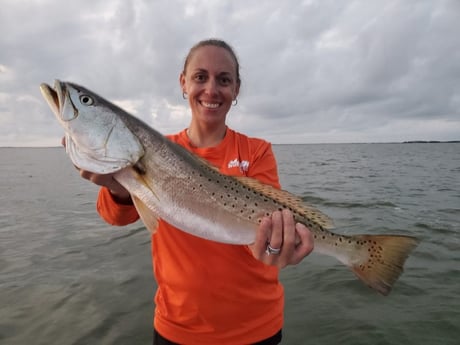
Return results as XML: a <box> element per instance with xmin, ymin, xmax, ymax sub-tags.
<box><xmin>78</xmin><ymin>39</ymin><xmax>314</xmax><ymax>345</ymax></box>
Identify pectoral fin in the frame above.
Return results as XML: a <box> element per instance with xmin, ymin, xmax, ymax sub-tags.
<box><xmin>132</xmin><ymin>195</ymin><xmax>159</xmax><ymax>234</ymax></box>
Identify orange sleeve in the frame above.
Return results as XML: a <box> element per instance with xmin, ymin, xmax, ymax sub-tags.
<box><xmin>96</xmin><ymin>187</ymin><xmax>140</xmax><ymax>226</ymax></box>
<box><xmin>248</xmin><ymin>141</ymin><xmax>281</xmax><ymax>189</ymax></box>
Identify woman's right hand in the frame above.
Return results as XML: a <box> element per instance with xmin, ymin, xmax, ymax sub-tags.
<box><xmin>78</xmin><ymin>169</ymin><xmax>132</xmax><ymax>204</ymax></box>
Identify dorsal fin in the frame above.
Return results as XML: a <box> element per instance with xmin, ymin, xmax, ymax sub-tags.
<box><xmin>235</xmin><ymin>176</ymin><xmax>335</xmax><ymax>229</ymax></box>
<box><xmin>180</xmin><ymin>144</ymin><xmax>334</xmax><ymax>229</ymax></box>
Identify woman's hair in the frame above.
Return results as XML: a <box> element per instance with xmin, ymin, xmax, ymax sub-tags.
<box><xmin>183</xmin><ymin>39</ymin><xmax>241</xmax><ymax>85</ymax></box>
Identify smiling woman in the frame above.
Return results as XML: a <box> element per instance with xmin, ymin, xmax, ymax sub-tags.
<box><xmin>179</xmin><ymin>39</ymin><xmax>241</xmax><ymax>148</ymax></box>
<box><xmin>60</xmin><ymin>39</ymin><xmax>315</xmax><ymax>345</ymax></box>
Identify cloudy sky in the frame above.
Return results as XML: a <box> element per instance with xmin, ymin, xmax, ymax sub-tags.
<box><xmin>1</xmin><ymin>0</ymin><xmax>459</xmax><ymax>146</ymax></box>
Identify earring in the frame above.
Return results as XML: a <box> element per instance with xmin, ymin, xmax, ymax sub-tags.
<box><xmin>232</xmin><ymin>98</ymin><xmax>238</xmax><ymax>106</ymax></box>
<box><xmin>182</xmin><ymin>92</ymin><xmax>187</xmax><ymax>99</ymax></box>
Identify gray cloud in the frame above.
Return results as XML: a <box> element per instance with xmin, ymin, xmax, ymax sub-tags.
<box><xmin>1</xmin><ymin>0</ymin><xmax>459</xmax><ymax>146</ymax></box>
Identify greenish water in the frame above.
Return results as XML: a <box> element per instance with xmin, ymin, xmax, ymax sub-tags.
<box><xmin>1</xmin><ymin>144</ymin><xmax>459</xmax><ymax>344</ymax></box>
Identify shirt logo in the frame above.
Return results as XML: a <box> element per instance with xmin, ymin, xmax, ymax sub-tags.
<box><xmin>228</xmin><ymin>158</ymin><xmax>250</xmax><ymax>173</ymax></box>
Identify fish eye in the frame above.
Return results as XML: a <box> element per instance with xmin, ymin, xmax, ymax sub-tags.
<box><xmin>79</xmin><ymin>94</ymin><xmax>94</xmax><ymax>106</ymax></box>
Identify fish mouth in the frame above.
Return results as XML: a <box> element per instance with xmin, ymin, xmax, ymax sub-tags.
<box><xmin>40</xmin><ymin>80</ymin><xmax>76</xmax><ymax>121</ymax></box>
<box><xmin>40</xmin><ymin>80</ymin><xmax>61</xmax><ymax>116</ymax></box>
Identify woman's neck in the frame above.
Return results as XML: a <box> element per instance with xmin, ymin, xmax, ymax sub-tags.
<box><xmin>186</xmin><ymin>123</ymin><xmax>227</xmax><ymax>148</ymax></box>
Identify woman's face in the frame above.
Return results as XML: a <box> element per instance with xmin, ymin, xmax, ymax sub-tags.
<box><xmin>180</xmin><ymin>45</ymin><xmax>240</xmax><ymax>127</ymax></box>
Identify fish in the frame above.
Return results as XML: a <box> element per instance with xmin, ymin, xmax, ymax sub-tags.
<box><xmin>40</xmin><ymin>80</ymin><xmax>419</xmax><ymax>296</ymax></box>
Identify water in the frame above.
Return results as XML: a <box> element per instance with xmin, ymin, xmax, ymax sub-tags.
<box><xmin>1</xmin><ymin>144</ymin><xmax>459</xmax><ymax>344</ymax></box>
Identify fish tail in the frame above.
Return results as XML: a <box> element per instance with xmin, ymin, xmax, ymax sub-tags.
<box><xmin>348</xmin><ymin>234</ymin><xmax>419</xmax><ymax>295</ymax></box>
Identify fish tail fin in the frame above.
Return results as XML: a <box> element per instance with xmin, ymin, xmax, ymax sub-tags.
<box><xmin>348</xmin><ymin>235</ymin><xmax>419</xmax><ymax>295</ymax></box>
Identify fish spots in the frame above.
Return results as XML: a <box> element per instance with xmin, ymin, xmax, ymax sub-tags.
<box><xmin>369</xmin><ymin>243</ymin><xmax>385</xmax><ymax>265</ymax></box>
<box><xmin>326</xmin><ymin>234</ymin><xmax>344</xmax><ymax>245</ymax></box>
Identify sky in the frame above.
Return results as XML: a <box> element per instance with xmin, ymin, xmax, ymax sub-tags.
<box><xmin>1</xmin><ymin>0</ymin><xmax>459</xmax><ymax>146</ymax></box>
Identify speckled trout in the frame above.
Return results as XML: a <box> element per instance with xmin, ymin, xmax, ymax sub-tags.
<box><xmin>40</xmin><ymin>80</ymin><xmax>419</xmax><ymax>295</ymax></box>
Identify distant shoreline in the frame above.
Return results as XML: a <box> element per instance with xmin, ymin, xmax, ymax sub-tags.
<box><xmin>402</xmin><ymin>140</ymin><xmax>460</xmax><ymax>144</ymax></box>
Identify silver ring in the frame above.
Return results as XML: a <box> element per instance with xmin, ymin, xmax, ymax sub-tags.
<box><xmin>265</xmin><ymin>244</ymin><xmax>281</xmax><ymax>256</ymax></box>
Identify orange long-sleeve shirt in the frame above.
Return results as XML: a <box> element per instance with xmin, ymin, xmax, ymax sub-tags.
<box><xmin>97</xmin><ymin>128</ymin><xmax>284</xmax><ymax>344</ymax></box>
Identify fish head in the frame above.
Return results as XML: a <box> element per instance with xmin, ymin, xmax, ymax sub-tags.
<box><xmin>40</xmin><ymin>80</ymin><xmax>144</xmax><ymax>174</ymax></box>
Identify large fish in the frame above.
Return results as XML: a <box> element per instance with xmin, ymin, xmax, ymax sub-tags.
<box><xmin>40</xmin><ymin>80</ymin><xmax>419</xmax><ymax>295</ymax></box>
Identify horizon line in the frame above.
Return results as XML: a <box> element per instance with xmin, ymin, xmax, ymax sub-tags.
<box><xmin>1</xmin><ymin>140</ymin><xmax>459</xmax><ymax>149</ymax></box>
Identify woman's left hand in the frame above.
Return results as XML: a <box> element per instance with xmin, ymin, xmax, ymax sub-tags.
<box><xmin>250</xmin><ymin>209</ymin><xmax>314</xmax><ymax>268</ymax></box>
